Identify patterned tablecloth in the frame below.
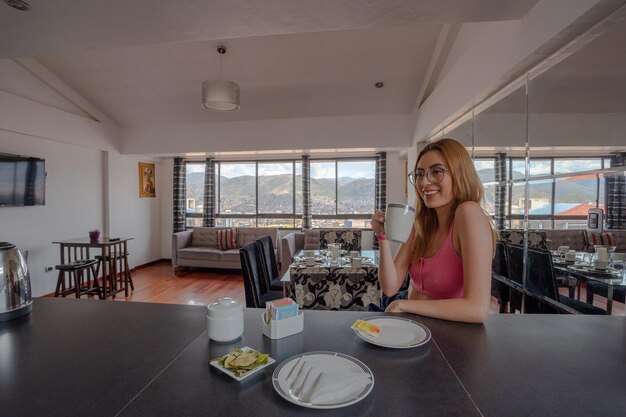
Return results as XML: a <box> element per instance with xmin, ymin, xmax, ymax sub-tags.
<box><xmin>288</xmin><ymin>260</ymin><xmax>381</xmax><ymax>310</ymax></box>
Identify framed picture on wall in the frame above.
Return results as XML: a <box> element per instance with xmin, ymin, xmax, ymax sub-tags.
<box><xmin>138</xmin><ymin>162</ymin><xmax>156</xmax><ymax>198</ymax></box>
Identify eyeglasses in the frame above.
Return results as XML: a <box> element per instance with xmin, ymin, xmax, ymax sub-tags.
<box><xmin>408</xmin><ymin>166</ymin><xmax>448</xmax><ymax>185</ymax></box>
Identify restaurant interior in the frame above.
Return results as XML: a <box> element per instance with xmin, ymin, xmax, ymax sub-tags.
<box><xmin>2</xmin><ymin>1</ymin><xmax>626</xmax><ymax>416</ymax></box>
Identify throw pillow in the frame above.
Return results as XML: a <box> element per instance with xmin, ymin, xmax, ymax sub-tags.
<box><xmin>217</xmin><ymin>228</ymin><xmax>238</xmax><ymax>250</ymax></box>
<box><xmin>586</xmin><ymin>231</ymin><xmax>615</xmax><ymax>249</ymax></box>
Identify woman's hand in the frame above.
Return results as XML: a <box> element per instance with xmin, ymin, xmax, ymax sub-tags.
<box><xmin>370</xmin><ymin>211</ymin><xmax>386</xmax><ymax>236</ymax></box>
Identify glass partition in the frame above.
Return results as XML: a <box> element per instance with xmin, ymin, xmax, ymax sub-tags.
<box><xmin>431</xmin><ymin>9</ymin><xmax>626</xmax><ymax>314</ymax></box>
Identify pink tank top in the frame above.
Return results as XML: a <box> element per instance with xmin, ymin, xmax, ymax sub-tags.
<box><xmin>409</xmin><ymin>223</ymin><xmax>464</xmax><ymax>299</ymax></box>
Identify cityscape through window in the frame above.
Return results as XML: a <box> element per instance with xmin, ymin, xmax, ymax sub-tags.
<box><xmin>184</xmin><ymin>158</ymin><xmax>376</xmax><ymax>229</ymax></box>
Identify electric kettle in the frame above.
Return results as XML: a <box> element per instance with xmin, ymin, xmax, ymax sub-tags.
<box><xmin>0</xmin><ymin>242</ymin><xmax>33</xmax><ymax>322</ymax></box>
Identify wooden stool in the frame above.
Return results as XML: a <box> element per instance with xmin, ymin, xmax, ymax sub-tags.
<box><xmin>95</xmin><ymin>252</ymin><xmax>134</xmax><ymax>298</ymax></box>
<box><xmin>54</xmin><ymin>259</ymin><xmax>100</xmax><ymax>299</ymax></box>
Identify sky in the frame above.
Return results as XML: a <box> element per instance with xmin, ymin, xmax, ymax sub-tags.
<box><xmin>187</xmin><ymin>161</ymin><xmax>376</xmax><ymax>179</ymax></box>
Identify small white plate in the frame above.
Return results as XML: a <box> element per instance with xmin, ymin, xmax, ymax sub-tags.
<box><xmin>210</xmin><ymin>347</ymin><xmax>276</xmax><ymax>381</ymax></box>
<box><xmin>272</xmin><ymin>352</ymin><xmax>374</xmax><ymax>409</ymax></box>
<box><xmin>354</xmin><ymin>316</ymin><xmax>431</xmax><ymax>349</ymax></box>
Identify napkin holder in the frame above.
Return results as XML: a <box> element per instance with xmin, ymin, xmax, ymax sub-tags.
<box><xmin>262</xmin><ymin>311</ymin><xmax>304</xmax><ymax>340</ymax></box>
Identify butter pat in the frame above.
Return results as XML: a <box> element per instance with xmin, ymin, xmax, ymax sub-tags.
<box><xmin>351</xmin><ymin>320</ymin><xmax>381</xmax><ymax>337</ymax></box>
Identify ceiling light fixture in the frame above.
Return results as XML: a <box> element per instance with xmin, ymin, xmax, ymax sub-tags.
<box><xmin>3</xmin><ymin>0</ymin><xmax>31</xmax><ymax>11</ymax></box>
<box><xmin>202</xmin><ymin>45</ymin><xmax>240</xmax><ymax>111</ymax></box>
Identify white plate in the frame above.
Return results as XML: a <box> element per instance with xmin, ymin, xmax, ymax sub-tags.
<box><xmin>272</xmin><ymin>352</ymin><xmax>374</xmax><ymax>409</ymax></box>
<box><xmin>210</xmin><ymin>347</ymin><xmax>276</xmax><ymax>381</ymax></box>
<box><xmin>354</xmin><ymin>316</ymin><xmax>431</xmax><ymax>349</ymax></box>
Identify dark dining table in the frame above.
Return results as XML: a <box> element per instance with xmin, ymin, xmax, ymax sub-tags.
<box><xmin>553</xmin><ymin>260</ymin><xmax>626</xmax><ymax>314</ymax></box>
<box><xmin>1</xmin><ymin>298</ymin><xmax>625</xmax><ymax>417</ymax></box>
<box><xmin>52</xmin><ymin>237</ymin><xmax>134</xmax><ymax>298</ymax></box>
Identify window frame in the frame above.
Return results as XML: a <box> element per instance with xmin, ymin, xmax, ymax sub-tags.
<box><xmin>184</xmin><ymin>156</ymin><xmax>377</xmax><ymax>229</ymax></box>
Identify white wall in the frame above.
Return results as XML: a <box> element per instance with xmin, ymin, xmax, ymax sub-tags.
<box><xmin>0</xmin><ymin>130</ymin><xmax>104</xmax><ymax>296</ymax></box>
<box><xmin>0</xmin><ymin>58</ymin><xmax>164</xmax><ymax>295</ymax></box>
<box><xmin>107</xmin><ymin>153</ymin><xmax>163</xmax><ymax>268</ymax></box>
<box><xmin>122</xmin><ymin>114</ymin><xmax>414</xmax><ymax>155</ymax></box>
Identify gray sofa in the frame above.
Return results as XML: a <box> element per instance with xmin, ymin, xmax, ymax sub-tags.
<box><xmin>172</xmin><ymin>227</ymin><xmax>278</xmax><ymax>270</ymax></box>
<box><xmin>499</xmin><ymin>229</ymin><xmax>626</xmax><ymax>253</ymax></box>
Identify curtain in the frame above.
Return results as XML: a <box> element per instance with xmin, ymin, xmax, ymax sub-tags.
<box><xmin>606</xmin><ymin>152</ymin><xmax>625</xmax><ymax>230</ymax></box>
<box><xmin>494</xmin><ymin>152</ymin><xmax>507</xmax><ymax>230</ymax></box>
<box><xmin>375</xmin><ymin>152</ymin><xmax>387</xmax><ymax>212</ymax></box>
<box><xmin>374</xmin><ymin>152</ymin><xmax>387</xmax><ymax>249</ymax></box>
<box><xmin>173</xmin><ymin>158</ymin><xmax>187</xmax><ymax>233</ymax></box>
<box><xmin>202</xmin><ymin>158</ymin><xmax>216</xmax><ymax>227</ymax></box>
<box><xmin>302</xmin><ymin>155</ymin><xmax>311</xmax><ymax>229</ymax></box>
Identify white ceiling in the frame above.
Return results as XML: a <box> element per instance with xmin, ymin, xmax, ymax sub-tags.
<box><xmin>0</xmin><ymin>0</ymin><xmax>541</xmax><ymax>128</ymax></box>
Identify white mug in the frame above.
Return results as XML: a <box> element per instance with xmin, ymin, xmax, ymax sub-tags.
<box><xmin>330</xmin><ymin>245</ymin><xmax>340</xmax><ymax>261</ymax></box>
<box><xmin>306</xmin><ymin>257</ymin><xmax>315</xmax><ymax>266</ymax></box>
<box><xmin>565</xmin><ymin>252</ymin><xmax>576</xmax><ymax>262</ymax></box>
<box><xmin>351</xmin><ymin>257</ymin><xmax>362</xmax><ymax>268</ymax></box>
<box><xmin>385</xmin><ymin>203</ymin><xmax>416</xmax><ymax>242</ymax></box>
<box><xmin>305</xmin><ymin>249</ymin><xmax>314</xmax><ymax>257</ymax></box>
<box><xmin>558</xmin><ymin>246</ymin><xmax>570</xmax><ymax>254</ymax></box>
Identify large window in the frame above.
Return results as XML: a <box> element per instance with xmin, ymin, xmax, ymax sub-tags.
<box><xmin>310</xmin><ymin>160</ymin><xmax>375</xmax><ymax>228</ymax></box>
<box><xmin>475</xmin><ymin>156</ymin><xmax>608</xmax><ymax>229</ymax></box>
<box><xmin>184</xmin><ymin>158</ymin><xmax>376</xmax><ymax>229</ymax></box>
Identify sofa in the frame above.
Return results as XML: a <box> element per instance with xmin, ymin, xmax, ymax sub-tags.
<box><xmin>172</xmin><ymin>227</ymin><xmax>278</xmax><ymax>270</ymax></box>
<box><xmin>499</xmin><ymin>229</ymin><xmax>626</xmax><ymax>253</ymax></box>
<box><xmin>279</xmin><ymin>228</ymin><xmax>374</xmax><ymax>274</ymax></box>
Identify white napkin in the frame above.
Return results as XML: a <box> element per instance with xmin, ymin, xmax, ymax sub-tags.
<box><xmin>308</xmin><ymin>370</ymin><xmax>371</xmax><ymax>404</ymax></box>
<box><xmin>287</xmin><ymin>357</ymin><xmax>371</xmax><ymax>404</ymax></box>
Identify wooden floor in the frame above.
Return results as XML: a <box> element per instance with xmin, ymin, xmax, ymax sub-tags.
<box><xmin>86</xmin><ymin>261</ymin><xmax>625</xmax><ymax>315</ymax></box>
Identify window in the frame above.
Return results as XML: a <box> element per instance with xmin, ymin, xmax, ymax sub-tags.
<box><xmin>310</xmin><ymin>159</ymin><xmax>375</xmax><ymax>228</ymax></box>
<box><xmin>185</xmin><ymin>158</ymin><xmax>377</xmax><ymax>229</ymax></box>
<box><xmin>475</xmin><ymin>156</ymin><xmax>608</xmax><ymax>230</ymax></box>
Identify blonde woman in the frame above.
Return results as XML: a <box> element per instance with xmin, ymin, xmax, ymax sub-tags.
<box><xmin>371</xmin><ymin>138</ymin><xmax>495</xmax><ymax>323</ymax></box>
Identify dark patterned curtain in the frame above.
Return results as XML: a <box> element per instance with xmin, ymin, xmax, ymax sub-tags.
<box><xmin>375</xmin><ymin>152</ymin><xmax>387</xmax><ymax>212</ymax></box>
<box><xmin>606</xmin><ymin>152</ymin><xmax>625</xmax><ymax>230</ymax></box>
<box><xmin>202</xmin><ymin>158</ymin><xmax>216</xmax><ymax>227</ymax></box>
<box><xmin>494</xmin><ymin>152</ymin><xmax>507</xmax><ymax>230</ymax></box>
<box><xmin>173</xmin><ymin>158</ymin><xmax>186</xmax><ymax>233</ymax></box>
<box><xmin>302</xmin><ymin>155</ymin><xmax>311</xmax><ymax>229</ymax></box>
<box><xmin>374</xmin><ymin>152</ymin><xmax>387</xmax><ymax>249</ymax></box>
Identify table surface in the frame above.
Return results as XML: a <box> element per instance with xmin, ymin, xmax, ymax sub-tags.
<box><xmin>2</xmin><ymin>298</ymin><xmax>625</xmax><ymax>417</ymax></box>
<box><xmin>52</xmin><ymin>237</ymin><xmax>133</xmax><ymax>246</ymax></box>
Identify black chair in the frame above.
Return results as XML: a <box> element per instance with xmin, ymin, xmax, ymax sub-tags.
<box><xmin>255</xmin><ymin>235</ymin><xmax>283</xmax><ymax>292</ymax></box>
<box><xmin>239</xmin><ymin>242</ymin><xmax>282</xmax><ymax>308</ymax></box>
<box><xmin>491</xmin><ymin>240</ymin><xmax>510</xmax><ymax>313</ymax></box>
<box><xmin>506</xmin><ymin>244</ymin><xmax>605</xmax><ymax>315</ymax></box>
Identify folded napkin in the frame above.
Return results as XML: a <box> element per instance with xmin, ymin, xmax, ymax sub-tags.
<box><xmin>286</xmin><ymin>356</ymin><xmax>371</xmax><ymax>404</ymax></box>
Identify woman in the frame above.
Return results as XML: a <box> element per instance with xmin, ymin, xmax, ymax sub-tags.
<box><xmin>371</xmin><ymin>138</ymin><xmax>495</xmax><ymax>323</ymax></box>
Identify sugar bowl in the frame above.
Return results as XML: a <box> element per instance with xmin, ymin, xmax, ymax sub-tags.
<box><xmin>206</xmin><ymin>297</ymin><xmax>244</xmax><ymax>342</ymax></box>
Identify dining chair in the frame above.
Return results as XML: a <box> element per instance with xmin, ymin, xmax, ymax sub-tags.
<box><xmin>239</xmin><ymin>242</ymin><xmax>283</xmax><ymax>308</ymax></box>
<box><xmin>491</xmin><ymin>240</ymin><xmax>510</xmax><ymax>313</ymax></box>
<box><xmin>254</xmin><ymin>236</ymin><xmax>283</xmax><ymax>292</ymax></box>
<box><xmin>506</xmin><ymin>244</ymin><xmax>605</xmax><ymax>315</ymax></box>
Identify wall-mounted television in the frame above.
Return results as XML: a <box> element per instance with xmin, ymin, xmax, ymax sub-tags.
<box><xmin>0</xmin><ymin>152</ymin><xmax>46</xmax><ymax>206</ymax></box>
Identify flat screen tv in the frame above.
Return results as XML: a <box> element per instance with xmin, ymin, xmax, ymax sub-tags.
<box><xmin>0</xmin><ymin>152</ymin><xmax>46</xmax><ymax>206</ymax></box>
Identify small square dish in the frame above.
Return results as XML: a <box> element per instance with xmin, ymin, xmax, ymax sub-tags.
<box><xmin>210</xmin><ymin>347</ymin><xmax>276</xmax><ymax>382</ymax></box>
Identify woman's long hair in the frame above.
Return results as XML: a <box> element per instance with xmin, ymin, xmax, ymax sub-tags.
<box><xmin>411</xmin><ymin>138</ymin><xmax>495</xmax><ymax>263</ymax></box>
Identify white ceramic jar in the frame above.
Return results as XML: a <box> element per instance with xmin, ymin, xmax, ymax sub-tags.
<box><xmin>206</xmin><ymin>297</ymin><xmax>244</xmax><ymax>342</ymax></box>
